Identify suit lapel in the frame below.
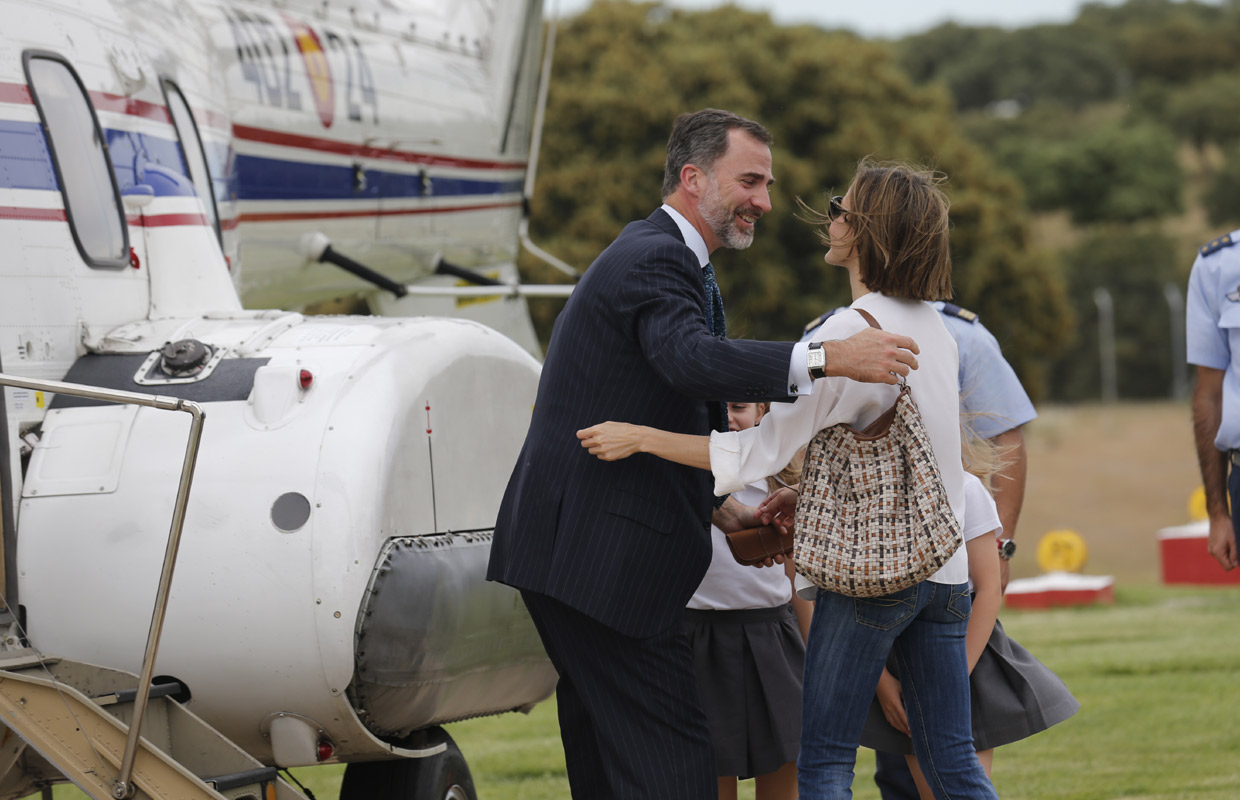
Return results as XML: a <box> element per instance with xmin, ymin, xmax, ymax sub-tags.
<box><xmin>648</xmin><ymin>207</ymin><xmax>684</xmax><ymax>241</ymax></box>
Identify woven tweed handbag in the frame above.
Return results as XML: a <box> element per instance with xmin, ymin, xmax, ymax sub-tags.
<box><xmin>793</xmin><ymin>309</ymin><xmax>963</xmax><ymax>598</ymax></box>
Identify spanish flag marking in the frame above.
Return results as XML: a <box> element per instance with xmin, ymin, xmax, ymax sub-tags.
<box><xmin>286</xmin><ymin>18</ymin><xmax>334</xmax><ymax>129</ymax></box>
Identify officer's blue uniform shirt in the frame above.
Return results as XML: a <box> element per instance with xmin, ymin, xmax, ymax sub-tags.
<box><xmin>1186</xmin><ymin>229</ymin><xmax>1240</xmax><ymax>450</ymax></box>
<box><xmin>801</xmin><ymin>301</ymin><xmax>1036</xmax><ymax>439</ymax></box>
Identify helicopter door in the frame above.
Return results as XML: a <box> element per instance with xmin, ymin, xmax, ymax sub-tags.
<box><xmin>161</xmin><ymin>80</ymin><xmax>222</xmax><ymax>245</ymax></box>
<box><xmin>20</xmin><ymin>50</ymin><xmax>148</xmax><ymax>374</ymax></box>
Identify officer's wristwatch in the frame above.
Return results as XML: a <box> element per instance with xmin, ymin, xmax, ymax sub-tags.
<box><xmin>997</xmin><ymin>538</ymin><xmax>1017</xmax><ymax>561</ymax></box>
<box><xmin>807</xmin><ymin>342</ymin><xmax>827</xmax><ymax>380</ymax></box>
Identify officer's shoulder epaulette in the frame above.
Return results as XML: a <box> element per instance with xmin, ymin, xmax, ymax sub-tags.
<box><xmin>802</xmin><ymin>307</ymin><xmax>846</xmax><ymax>336</ymax></box>
<box><xmin>937</xmin><ymin>302</ymin><xmax>978</xmax><ymax>324</ymax></box>
<box><xmin>1200</xmin><ymin>233</ymin><xmax>1237</xmax><ymax>258</ymax></box>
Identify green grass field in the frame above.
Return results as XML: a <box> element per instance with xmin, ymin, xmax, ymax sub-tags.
<box><xmin>263</xmin><ymin>583</ymin><xmax>1240</xmax><ymax>800</ymax></box>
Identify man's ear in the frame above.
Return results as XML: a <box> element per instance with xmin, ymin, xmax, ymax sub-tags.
<box><xmin>681</xmin><ymin>164</ymin><xmax>704</xmax><ymax>198</ymax></box>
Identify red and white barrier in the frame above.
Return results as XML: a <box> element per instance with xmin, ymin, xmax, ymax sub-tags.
<box><xmin>1004</xmin><ymin>572</ymin><xmax>1115</xmax><ymax>609</ymax></box>
<box><xmin>1157</xmin><ymin>521</ymin><xmax>1240</xmax><ymax>586</ymax></box>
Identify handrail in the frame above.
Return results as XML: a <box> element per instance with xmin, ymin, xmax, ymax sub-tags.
<box><xmin>0</xmin><ymin>372</ymin><xmax>206</xmax><ymax>799</ymax></box>
<box><xmin>400</xmin><ymin>283</ymin><xmax>574</xmax><ymax>298</ymax></box>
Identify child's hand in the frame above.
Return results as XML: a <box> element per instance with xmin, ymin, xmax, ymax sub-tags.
<box><xmin>876</xmin><ymin>669</ymin><xmax>909</xmax><ymax>735</ymax></box>
<box><xmin>757</xmin><ymin>486</ymin><xmax>798</xmax><ymax>534</ymax></box>
<box><xmin>577</xmin><ymin>422</ymin><xmax>644</xmax><ymax>461</ymax></box>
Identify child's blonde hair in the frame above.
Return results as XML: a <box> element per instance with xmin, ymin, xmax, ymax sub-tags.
<box><xmin>960</xmin><ymin>414</ymin><xmax>1013</xmax><ymax>490</ymax></box>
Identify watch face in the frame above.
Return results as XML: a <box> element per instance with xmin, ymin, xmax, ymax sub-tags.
<box><xmin>998</xmin><ymin>539</ymin><xmax>1017</xmax><ymax>560</ymax></box>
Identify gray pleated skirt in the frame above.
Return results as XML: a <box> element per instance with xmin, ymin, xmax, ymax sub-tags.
<box><xmin>683</xmin><ymin>604</ymin><xmax>804</xmax><ymax>779</ymax></box>
<box><xmin>860</xmin><ymin>618</ymin><xmax>1080</xmax><ymax>754</ymax></box>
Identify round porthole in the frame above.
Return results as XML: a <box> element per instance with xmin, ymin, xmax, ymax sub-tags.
<box><xmin>271</xmin><ymin>492</ymin><xmax>312</xmax><ymax>533</ymax></box>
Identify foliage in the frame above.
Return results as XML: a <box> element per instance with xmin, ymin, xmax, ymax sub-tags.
<box><xmin>1164</xmin><ymin>72</ymin><xmax>1240</xmax><ymax>149</ymax></box>
<box><xmin>1203</xmin><ymin>144</ymin><xmax>1240</xmax><ymax>228</ymax></box>
<box><xmin>1046</xmin><ymin>228</ymin><xmax>1182</xmax><ymax>401</ymax></box>
<box><xmin>1053</xmin><ymin>122</ymin><xmax>1182</xmax><ymax>225</ymax></box>
<box><xmin>896</xmin><ymin>23</ymin><xmax>1122</xmax><ymax>112</ymax></box>
<box><xmin>524</xmin><ymin>0</ymin><xmax>1070</xmax><ymax>401</ymax></box>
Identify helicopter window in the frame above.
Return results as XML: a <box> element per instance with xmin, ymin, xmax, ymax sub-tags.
<box><xmin>162</xmin><ymin>80</ymin><xmax>221</xmax><ymax>243</ymax></box>
<box><xmin>23</xmin><ymin>52</ymin><xmax>128</xmax><ymax>269</ymax></box>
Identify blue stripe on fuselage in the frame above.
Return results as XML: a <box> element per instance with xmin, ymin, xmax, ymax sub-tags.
<box><xmin>0</xmin><ymin>120</ymin><xmax>58</xmax><ymax>191</ymax></box>
<box><xmin>234</xmin><ymin>154</ymin><xmax>524</xmax><ymax>201</ymax></box>
<box><xmin>106</xmin><ymin>128</ymin><xmax>193</xmax><ymax>195</ymax></box>
<box><xmin>0</xmin><ymin>120</ymin><xmax>195</xmax><ymax>196</ymax></box>
<box><xmin>0</xmin><ymin>120</ymin><xmax>521</xmax><ymax>205</ymax></box>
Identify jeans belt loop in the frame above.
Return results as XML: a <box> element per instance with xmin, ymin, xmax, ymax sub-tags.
<box><xmin>1231</xmin><ymin>449</ymin><xmax>1240</xmax><ymax>466</ymax></box>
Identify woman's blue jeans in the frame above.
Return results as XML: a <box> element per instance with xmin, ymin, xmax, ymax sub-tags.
<box><xmin>798</xmin><ymin>581</ymin><xmax>998</xmax><ymax>800</ymax></box>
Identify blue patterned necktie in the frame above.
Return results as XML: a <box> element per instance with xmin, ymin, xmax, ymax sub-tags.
<box><xmin>702</xmin><ymin>263</ymin><xmax>729</xmax><ymax>437</ymax></box>
<box><xmin>702</xmin><ymin>262</ymin><xmax>726</xmax><ymax>339</ymax></box>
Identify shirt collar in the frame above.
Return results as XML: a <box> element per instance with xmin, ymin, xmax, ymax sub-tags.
<box><xmin>661</xmin><ymin>204</ymin><xmax>710</xmax><ymax>269</ymax></box>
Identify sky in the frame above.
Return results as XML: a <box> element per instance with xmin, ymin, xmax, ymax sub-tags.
<box><xmin>546</xmin><ymin>0</ymin><xmax>1183</xmax><ymax>39</ymax></box>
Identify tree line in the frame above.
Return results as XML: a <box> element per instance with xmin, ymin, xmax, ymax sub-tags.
<box><xmin>523</xmin><ymin>0</ymin><xmax>1240</xmax><ymax>402</ymax></box>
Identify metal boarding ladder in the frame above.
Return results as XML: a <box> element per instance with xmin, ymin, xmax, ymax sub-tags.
<box><xmin>0</xmin><ymin>373</ymin><xmax>309</xmax><ymax>800</ymax></box>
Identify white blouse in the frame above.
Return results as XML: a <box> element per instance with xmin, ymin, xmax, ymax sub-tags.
<box><xmin>709</xmin><ymin>291</ymin><xmax>969</xmax><ymax>586</ymax></box>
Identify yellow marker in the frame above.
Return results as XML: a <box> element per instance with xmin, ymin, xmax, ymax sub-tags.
<box><xmin>1189</xmin><ymin>486</ymin><xmax>1208</xmax><ymax>522</ymax></box>
<box><xmin>456</xmin><ymin>271</ymin><xmax>503</xmax><ymax>308</ymax></box>
<box><xmin>1036</xmin><ymin>529</ymin><xmax>1088</xmax><ymax>573</ymax></box>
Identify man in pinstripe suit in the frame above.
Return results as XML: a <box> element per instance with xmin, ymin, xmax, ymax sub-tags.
<box><xmin>487</xmin><ymin>109</ymin><xmax>918</xmax><ymax>798</ymax></box>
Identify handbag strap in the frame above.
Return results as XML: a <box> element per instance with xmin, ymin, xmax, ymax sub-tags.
<box><xmin>856</xmin><ymin>308</ymin><xmax>881</xmax><ymax>330</ymax></box>
<box><xmin>842</xmin><ymin>306</ymin><xmax>909</xmax><ymax>440</ymax></box>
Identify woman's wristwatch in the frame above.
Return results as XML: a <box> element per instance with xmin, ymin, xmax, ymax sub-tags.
<box><xmin>807</xmin><ymin>341</ymin><xmax>827</xmax><ymax>380</ymax></box>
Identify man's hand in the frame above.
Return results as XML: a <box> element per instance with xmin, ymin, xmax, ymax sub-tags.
<box><xmin>757</xmin><ymin>486</ymin><xmax>799</xmax><ymax>534</ymax></box>
<box><xmin>1208</xmin><ymin>514</ymin><xmax>1239</xmax><ymax>570</ymax></box>
<box><xmin>823</xmin><ymin>326</ymin><xmax>919</xmax><ymax>385</ymax></box>
<box><xmin>713</xmin><ymin>497</ymin><xmax>785</xmax><ymax>567</ymax></box>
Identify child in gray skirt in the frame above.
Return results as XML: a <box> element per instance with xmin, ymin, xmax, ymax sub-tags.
<box><xmin>860</xmin><ymin>469</ymin><xmax>1080</xmax><ymax>795</ymax></box>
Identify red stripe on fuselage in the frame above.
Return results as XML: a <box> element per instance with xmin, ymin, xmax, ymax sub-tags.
<box><xmin>88</xmin><ymin>91</ymin><xmax>171</xmax><ymax>123</ymax></box>
<box><xmin>0</xmin><ymin>206</ymin><xmax>66</xmax><ymax>221</ymax></box>
<box><xmin>0</xmin><ymin>206</ymin><xmax>206</xmax><ymax>227</ymax></box>
<box><xmin>232</xmin><ymin>125</ymin><xmax>527</xmax><ymax>171</ymax></box>
<box><xmin>127</xmin><ymin>212</ymin><xmax>211</xmax><ymax>227</ymax></box>
<box><xmin>0</xmin><ymin>83</ymin><xmax>32</xmax><ymax>104</ymax></box>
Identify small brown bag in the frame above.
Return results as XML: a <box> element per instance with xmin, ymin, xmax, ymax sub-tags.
<box><xmin>794</xmin><ymin>309</ymin><xmax>963</xmax><ymax>598</ymax></box>
<box><xmin>725</xmin><ymin>525</ymin><xmax>794</xmax><ymax>567</ymax></box>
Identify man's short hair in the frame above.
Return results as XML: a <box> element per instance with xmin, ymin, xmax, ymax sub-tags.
<box><xmin>661</xmin><ymin>109</ymin><xmax>772</xmax><ymax>199</ymax></box>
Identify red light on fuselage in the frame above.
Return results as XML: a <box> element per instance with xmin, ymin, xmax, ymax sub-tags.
<box><xmin>299</xmin><ymin>369</ymin><xmax>313</xmax><ymax>390</ymax></box>
<box><xmin>316</xmin><ymin>740</ymin><xmax>334</xmax><ymax>762</ymax></box>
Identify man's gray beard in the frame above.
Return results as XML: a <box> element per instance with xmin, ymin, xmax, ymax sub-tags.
<box><xmin>702</xmin><ymin>180</ymin><xmax>754</xmax><ymax>250</ymax></box>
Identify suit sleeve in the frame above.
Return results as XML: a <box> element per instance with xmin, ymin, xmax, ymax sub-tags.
<box><xmin>621</xmin><ymin>242</ymin><xmax>794</xmax><ymax>402</ymax></box>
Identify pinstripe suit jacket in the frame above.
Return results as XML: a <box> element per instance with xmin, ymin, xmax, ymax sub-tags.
<box><xmin>487</xmin><ymin>209</ymin><xmax>795</xmax><ymax>637</ymax></box>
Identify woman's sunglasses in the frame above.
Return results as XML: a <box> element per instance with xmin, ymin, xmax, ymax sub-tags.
<box><xmin>828</xmin><ymin>195</ymin><xmax>849</xmax><ymax>222</ymax></box>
